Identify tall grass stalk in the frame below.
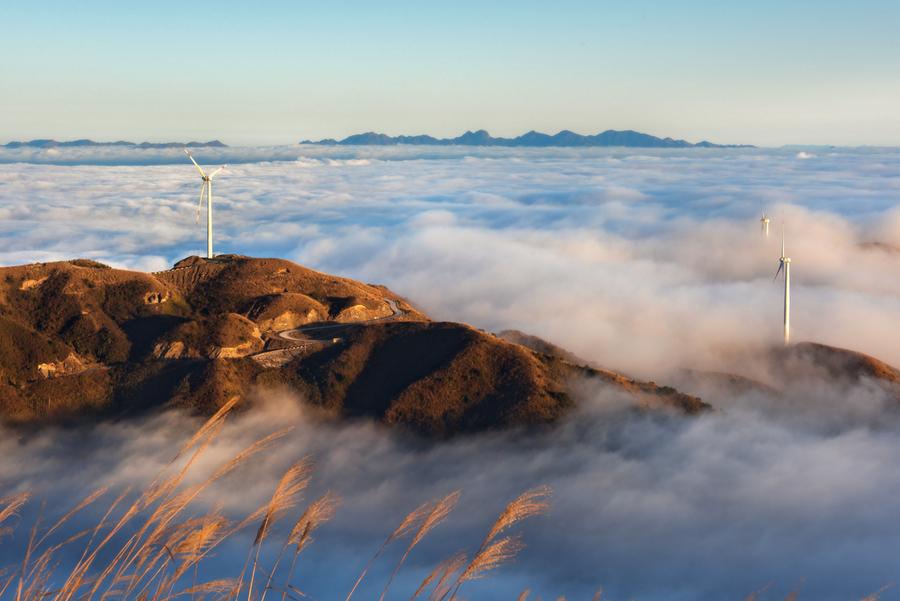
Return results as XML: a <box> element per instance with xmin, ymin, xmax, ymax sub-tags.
<box><xmin>0</xmin><ymin>408</ymin><xmax>557</xmax><ymax>601</ymax></box>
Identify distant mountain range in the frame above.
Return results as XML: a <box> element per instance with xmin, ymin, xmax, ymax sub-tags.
<box><xmin>2</xmin><ymin>132</ymin><xmax>750</xmax><ymax>150</ymax></box>
<box><xmin>301</xmin><ymin>129</ymin><xmax>751</xmax><ymax>148</ymax></box>
<box><xmin>3</xmin><ymin>139</ymin><xmax>227</xmax><ymax>149</ymax></box>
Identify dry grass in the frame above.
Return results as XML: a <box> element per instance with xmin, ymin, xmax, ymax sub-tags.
<box><xmin>274</xmin><ymin>492</ymin><xmax>340</xmax><ymax>601</ymax></box>
<box><xmin>742</xmin><ymin>583</ymin><xmax>772</xmax><ymax>601</ymax></box>
<box><xmin>0</xmin><ymin>404</ymin><xmax>549</xmax><ymax>601</ymax></box>
<box><xmin>440</xmin><ymin>486</ymin><xmax>552</xmax><ymax>601</ymax></box>
<box><xmin>480</xmin><ymin>486</ymin><xmax>552</xmax><ymax>548</ymax></box>
<box><xmin>344</xmin><ymin>499</ymin><xmax>433</xmax><ymax>601</ymax></box>
<box><xmin>245</xmin><ymin>458</ymin><xmax>313</xmax><ymax>601</ymax></box>
<box><xmin>457</xmin><ymin>535</ymin><xmax>525</xmax><ymax>584</ymax></box>
<box><xmin>408</xmin><ymin>552</ymin><xmax>465</xmax><ymax>601</ymax></box>
<box><xmin>427</xmin><ymin>552</ymin><xmax>467</xmax><ymax>601</ymax></box>
<box><xmin>377</xmin><ymin>491</ymin><xmax>461</xmax><ymax>601</ymax></box>
<box><xmin>0</xmin><ymin>412</ymin><xmax>887</xmax><ymax>601</ymax></box>
<box><xmin>862</xmin><ymin>584</ymin><xmax>894</xmax><ymax>601</ymax></box>
<box><xmin>287</xmin><ymin>492</ymin><xmax>340</xmax><ymax>554</ymax></box>
<box><xmin>0</xmin><ymin>494</ymin><xmax>30</xmax><ymax>543</ymax></box>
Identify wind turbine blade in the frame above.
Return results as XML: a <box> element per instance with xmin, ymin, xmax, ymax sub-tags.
<box><xmin>184</xmin><ymin>150</ymin><xmax>207</xmax><ymax>178</ymax></box>
<box><xmin>196</xmin><ymin>183</ymin><xmax>206</xmax><ymax>224</ymax></box>
<box><xmin>773</xmin><ymin>262</ymin><xmax>784</xmax><ymax>281</ymax></box>
<box><xmin>208</xmin><ymin>165</ymin><xmax>226</xmax><ymax>179</ymax></box>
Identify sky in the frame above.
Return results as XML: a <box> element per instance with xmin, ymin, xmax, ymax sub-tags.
<box><xmin>2</xmin><ymin>0</ymin><xmax>900</xmax><ymax>146</ymax></box>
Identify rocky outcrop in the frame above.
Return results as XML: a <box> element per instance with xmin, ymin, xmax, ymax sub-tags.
<box><xmin>37</xmin><ymin>353</ymin><xmax>90</xmax><ymax>379</ymax></box>
<box><xmin>19</xmin><ymin>277</ymin><xmax>47</xmax><ymax>291</ymax></box>
<box><xmin>152</xmin><ymin>340</ymin><xmax>186</xmax><ymax>360</ymax></box>
<box><xmin>248</xmin><ymin>293</ymin><xmax>327</xmax><ymax>332</ymax></box>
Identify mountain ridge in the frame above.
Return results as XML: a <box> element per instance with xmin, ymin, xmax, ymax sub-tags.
<box><xmin>507</xmin><ymin>331</ymin><xmax>900</xmax><ymax>403</ymax></box>
<box><xmin>3</xmin><ymin>139</ymin><xmax>227</xmax><ymax>149</ymax></box>
<box><xmin>0</xmin><ymin>255</ymin><xmax>707</xmax><ymax>436</ymax></box>
<box><xmin>1</xmin><ymin>256</ymin><xmax>895</xmax><ymax>436</ymax></box>
<box><xmin>300</xmin><ymin>129</ymin><xmax>752</xmax><ymax>148</ymax></box>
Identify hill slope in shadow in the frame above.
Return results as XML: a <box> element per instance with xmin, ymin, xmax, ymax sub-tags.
<box><xmin>0</xmin><ymin>256</ymin><xmax>710</xmax><ymax>435</ymax></box>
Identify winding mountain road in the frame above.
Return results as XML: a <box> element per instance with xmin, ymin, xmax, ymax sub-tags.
<box><xmin>251</xmin><ymin>298</ymin><xmax>407</xmax><ymax>367</ymax></box>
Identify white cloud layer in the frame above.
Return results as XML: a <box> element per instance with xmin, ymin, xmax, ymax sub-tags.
<box><xmin>1</xmin><ymin>146</ymin><xmax>900</xmax><ymax>599</ymax></box>
<box><xmin>1</xmin><ymin>145</ymin><xmax>896</xmax><ymax>370</ymax></box>
<box><xmin>2</xmin><ymin>381</ymin><xmax>900</xmax><ymax>601</ymax></box>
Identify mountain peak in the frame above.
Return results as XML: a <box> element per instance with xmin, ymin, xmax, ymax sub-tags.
<box><xmin>300</xmin><ymin>129</ymin><xmax>750</xmax><ymax>148</ymax></box>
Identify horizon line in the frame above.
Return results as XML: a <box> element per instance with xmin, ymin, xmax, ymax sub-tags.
<box><xmin>1</xmin><ymin>128</ymin><xmax>896</xmax><ymax>150</ymax></box>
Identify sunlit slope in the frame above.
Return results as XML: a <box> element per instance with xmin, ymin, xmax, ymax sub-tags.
<box><xmin>0</xmin><ymin>255</ymin><xmax>707</xmax><ymax>433</ymax></box>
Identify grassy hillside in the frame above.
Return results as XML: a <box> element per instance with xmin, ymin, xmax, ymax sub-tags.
<box><xmin>0</xmin><ymin>255</ymin><xmax>710</xmax><ymax>433</ymax></box>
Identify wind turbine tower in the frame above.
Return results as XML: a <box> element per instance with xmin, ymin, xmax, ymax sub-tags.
<box><xmin>184</xmin><ymin>149</ymin><xmax>226</xmax><ymax>259</ymax></box>
<box><xmin>774</xmin><ymin>225</ymin><xmax>791</xmax><ymax>345</ymax></box>
<box><xmin>760</xmin><ymin>210</ymin><xmax>770</xmax><ymax>237</ymax></box>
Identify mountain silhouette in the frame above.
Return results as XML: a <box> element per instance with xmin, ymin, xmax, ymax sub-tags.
<box><xmin>301</xmin><ymin>129</ymin><xmax>750</xmax><ymax>148</ymax></box>
<box><xmin>3</xmin><ymin>139</ymin><xmax>227</xmax><ymax>149</ymax></box>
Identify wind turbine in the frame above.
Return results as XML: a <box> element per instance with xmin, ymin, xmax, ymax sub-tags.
<box><xmin>774</xmin><ymin>224</ymin><xmax>791</xmax><ymax>345</ymax></box>
<box><xmin>760</xmin><ymin>210</ymin><xmax>770</xmax><ymax>237</ymax></box>
<box><xmin>184</xmin><ymin>149</ymin><xmax>226</xmax><ymax>259</ymax></box>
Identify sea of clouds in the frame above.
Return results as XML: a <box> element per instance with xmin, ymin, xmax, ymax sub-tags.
<box><xmin>1</xmin><ymin>145</ymin><xmax>899</xmax><ymax>600</ymax></box>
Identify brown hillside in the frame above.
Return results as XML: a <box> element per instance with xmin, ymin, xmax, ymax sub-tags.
<box><xmin>668</xmin><ymin>369</ymin><xmax>780</xmax><ymax>401</ymax></box>
<box><xmin>270</xmin><ymin>322</ymin><xmax>574</xmax><ymax>437</ymax></box>
<box><xmin>771</xmin><ymin>342</ymin><xmax>900</xmax><ymax>394</ymax></box>
<box><xmin>0</xmin><ymin>255</ymin><xmax>707</xmax><ymax>434</ymax></box>
<box><xmin>497</xmin><ymin>329</ymin><xmax>707</xmax><ymax>415</ymax></box>
<box><xmin>156</xmin><ymin>255</ymin><xmax>419</xmax><ymax>321</ymax></box>
<box><xmin>498</xmin><ymin>329</ymin><xmax>588</xmax><ymax>365</ymax></box>
<box><xmin>671</xmin><ymin>343</ymin><xmax>900</xmax><ymax>402</ymax></box>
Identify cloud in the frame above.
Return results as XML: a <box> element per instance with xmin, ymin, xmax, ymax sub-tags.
<box><xmin>2</xmin><ymin>378</ymin><xmax>900</xmax><ymax>601</ymax></box>
<box><xmin>1</xmin><ymin>145</ymin><xmax>900</xmax><ymax>599</ymax></box>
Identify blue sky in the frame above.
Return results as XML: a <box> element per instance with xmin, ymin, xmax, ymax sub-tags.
<box><xmin>2</xmin><ymin>0</ymin><xmax>899</xmax><ymax>146</ymax></box>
